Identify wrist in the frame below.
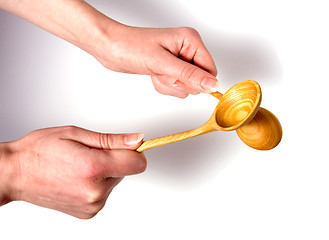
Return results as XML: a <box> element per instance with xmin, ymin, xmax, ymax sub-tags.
<box><xmin>58</xmin><ymin>1</ymin><xmax>126</xmax><ymax>62</ymax></box>
<box><xmin>85</xmin><ymin>17</ymin><xmax>127</xmax><ymax>67</ymax></box>
<box><xmin>0</xmin><ymin>141</ymin><xmax>21</xmax><ymax>205</ymax></box>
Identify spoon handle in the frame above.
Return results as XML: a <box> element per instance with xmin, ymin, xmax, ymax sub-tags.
<box><xmin>136</xmin><ymin>125</ymin><xmax>215</xmax><ymax>152</ymax></box>
<box><xmin>210</xmin><ymin>91</ymin><xmax>223</xmax><ymax>100</ymax></box>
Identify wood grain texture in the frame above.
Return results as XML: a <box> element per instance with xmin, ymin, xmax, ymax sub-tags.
<box><xmin>214</xmin><ymin>80</ymin><xmax>261</xmax><ymax>131</ymax></box>
<box><xmin>211</xmin><ymin>82</ymin><xmax>282</xmax><ymax>150</ymax></box>
<box><xmin>137</xmin><ymin>80</ymin><xmax>262</xmax><ymax>152</ymax></box>
<box><xmin>136</xmin><ymin>124</ymin><xmax>215</xmax><ymax>152</ymax></box>
<box><xmin>236</xmin><ymin>107</ymin><xmax>282</xmax><ymax>150</ymax></box>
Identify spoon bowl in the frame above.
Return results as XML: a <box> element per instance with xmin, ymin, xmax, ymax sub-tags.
<box><xmin>213</xmin><ymin>80</ymin><xmax>261</xmax><ymax>131</ymax></box>
<box><xmin>137</xmin><ymin>80</ymin><xmax>262</xmax><ymax>152</ymax></box>
<box><xmin>236</xmin><ymin>107</ymin><xmax>282</xmax><ymax>150</ymax></box>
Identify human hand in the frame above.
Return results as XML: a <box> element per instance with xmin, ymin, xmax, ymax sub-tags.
<box><xmin>0</xmin><ymin>1</ymin><xmax>218</xmax><ymax>98</ymax></box>
<box><xmin>0</xmin><ymin>126</ymin><xmax>146</xmax><ymax>219</ymax></box>
<box><xmin>95</xmin><ymin>26</ymin><xmax>219</xmax><ymax>98</ymax></box>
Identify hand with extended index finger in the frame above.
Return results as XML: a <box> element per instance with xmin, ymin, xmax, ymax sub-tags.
<box><xmin>95</xmin><ymin>26</ymin><xmax>220</xmax><ymax>98</ymax></box>
<box><xmin>0</xmin><ymin>1</ymin><xmax>219</xmax><ymax>98</ymax></box>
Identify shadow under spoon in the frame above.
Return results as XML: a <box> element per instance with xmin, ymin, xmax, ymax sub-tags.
<box><xmin>137</xmin><ymin>80</ymin><xmax>264</xmax><ymax>152</ymax></box>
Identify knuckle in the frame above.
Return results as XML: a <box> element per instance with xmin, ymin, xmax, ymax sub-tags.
<box><xmin>180</xmin><ymin>64</ymin><xmax>198</xmax><ymax>82</ymax></box>
<box><xmin>153</xmin><ymin>83</ymin><xmax>162</xmax><ymax>93</ymax></box>
<box><xmin>62</xmin><ymin>125</ymin><xmax>79</xmax><ymax>136</ymax></box>
<box><xmin>85</xmin><ymin>202</ymin><xmax>106</xmax><ymax>215</ymax></box>
<box><xmin>178</xmin><ymin>27</ymin><xmax>200</xmax><ymax>38</ymax></box>
<box><xmin>178</xmin><ymin>92</ymin><xmax>189</xmax><ymax>99</ymax></box>
<box><xmin>80</xmin><ymin>160</ymin><xmax>101</xmax><ymax>179</ymax></box>
<box><xmin>84</xmin><ymin>185</ymin><xmax>106</xmax><ymax>204</ymax></box>
<box><xmin>112</xmin><ymin>154</ymin><xmax>147</xmax><ymax>176</ymax></box>
<box><xmin>98</xmin><ymin>133</ymin><xmax>112</xmax><ymax>149</ymax></box>
<box><xmin>138</xmin><ymin>155</ymin><xmax>147</xmax><ymax>173</ymax></box>
<box><xmin>152</xmin><ymin>77</ymin><xmax>169</xmax><ymax>95</ymax></box>
<box><xmin>77</xmin><ymin>212</ymin><xmax>98</xmax><ymax>220</ymax></box>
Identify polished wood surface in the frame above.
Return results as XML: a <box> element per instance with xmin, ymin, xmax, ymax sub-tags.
<box><xmin>137</xmin><ymin>80</ymin><xmax>262</xmax><ymax>152</ymax></box>
<box><xmin>236</xmin><ymin>107</ymin><xmax>282</xmax><ymax>150</ymax></box>
<box><xmin>212</xmin><ymin>86</ymin><xmax>282</xmax><ymax>150</ymax></box>
<box><xmin>214</xmin><ymin>80</ymin><xmax>261</xmax><ymax>130</ymax></box>
<box><xmin>136</xmin><ymin>124</ymin><xmax>216</xmax><ymax>152</ymax></box>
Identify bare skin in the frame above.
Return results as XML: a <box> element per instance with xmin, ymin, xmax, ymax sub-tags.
<box><xmin>0</xmin><ymin>0</ymin><xmax>219</xmax><ymax>98</ymax></box>
<box><xmin>0</xmin><ymin>126</ymin><xmax>146</xmax><ymax>219</ymax></box>
<box><xmin>0</xmin><ymin>0</ymin><xmax>219</xmax><ymax>218</ymax></box>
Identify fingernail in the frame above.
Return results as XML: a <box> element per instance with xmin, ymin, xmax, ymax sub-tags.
<box><xmin>125</xmin><ymin>133</ymin><xmax>144</xmax><ymax>145</ymax></box>
<box><xmin>201</xmin><ymin>77</ymin><xmax>220</xmax><ymax>93</ymax></box>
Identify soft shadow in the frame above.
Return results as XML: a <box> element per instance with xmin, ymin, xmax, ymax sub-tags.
<box><xmin>92</xmin><ymin>0</ymin><xmax>282</xmax><ymax>86</ymax></box>
<box><xmin>204</xmin><ymin>30</ymin><xmax>283</xmax><ymax>86</ymax></box>
<box><xmin>143</xmin><ymin>133</ymin><xmax>235</xmax><ymax>188</ymax></box>
<box><xmin>92</xmin><ymin>0</ymin><xmax>282</xmax><ymax>186</ymax></box>
<box><xmin>135</xmin><ymin>109</ymin><xmax>237</xmax><ymax>188</ymax></box>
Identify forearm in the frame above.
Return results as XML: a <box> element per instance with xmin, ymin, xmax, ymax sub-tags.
<box><xmin>0</xmin><ymin>0</ymin><xmax>121</xmax><ymax>57</ymax></box>
<box><xmin>0</xmin><ymin>0</ymin><xmax>219</xmax><ymax>98</ymax></box>
<box><xmin>0</xmin><ymin>142</ymin><xmax>17</xmax><ymax>205</ymax></box>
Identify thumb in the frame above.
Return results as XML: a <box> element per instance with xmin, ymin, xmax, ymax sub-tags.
<box><xmin>65</xmin><ymin>126</ymin><xmax>144</xmax><ymax>150</ymax></box>
<box><xmin>158</xmin><ymin>52</ymin><xmax>220</xmax><ymax>93</ymax></box>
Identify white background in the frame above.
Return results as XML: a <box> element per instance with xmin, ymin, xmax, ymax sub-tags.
<box><xmin>1</xmin><ymin>0</ymin><xmax>328</xmax><ymax>239</ymax></box>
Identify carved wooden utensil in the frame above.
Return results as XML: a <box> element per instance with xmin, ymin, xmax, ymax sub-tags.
<box><xmin>137</xmin><ymin>80</ymin><xmax>262</xmax><ymax>152</ymax></box>
<box><xmin>210</xmin><ymin>91</ymin><xmax>282</xmax><ymax>150</ymax></box>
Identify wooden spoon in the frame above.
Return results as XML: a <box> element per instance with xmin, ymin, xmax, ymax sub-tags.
<box><xmin>211</xmin><ymin>91</ymin><xmax>282</xmax><ymax>150</ymax></box>
<box><xmin>137</xmin><ymin>80</ymin><xmax>261</xmax><ymax>152</ymax></box>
